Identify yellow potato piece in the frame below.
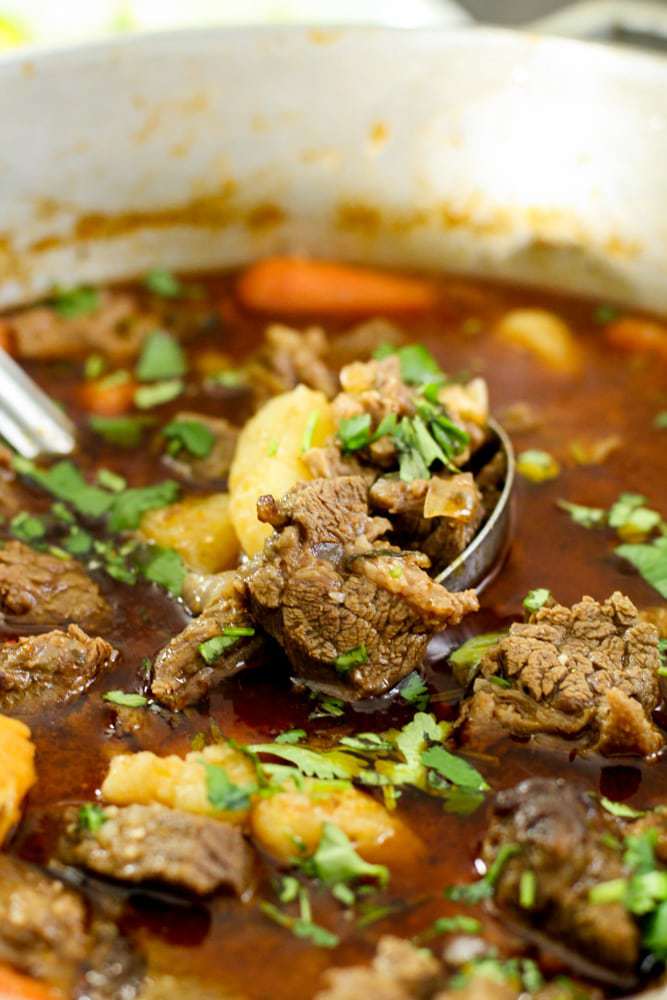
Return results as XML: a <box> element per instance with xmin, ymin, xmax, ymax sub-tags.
<box><xmin>140</xmin><ymin>493</ymin><xmax>239</xmax><ymax>574</ymax></box>
<box><xmin>250</xmin><ymin>779</ymin><xmax>409</xmax><ymax>864</ymax></box>
<box><xmin>229</xmin><ymin>385</ymin><xmax>334</xmax><ymax>556</ymax></box>
<box><xmin>0</xmin><ymin>714</ymin><xmax>36</xmax><ymax>843</ymax></box>
<box><xmin>102</xmin><ymin>744</ymin><xmax>255</xmax><ymax>824</ymax></box>
<box><xmin>496</xmin><ymin>308</ymin><xmax>581</xmax><ymax>373</ymax></box>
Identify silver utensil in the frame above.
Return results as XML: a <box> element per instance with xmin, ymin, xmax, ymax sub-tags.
<box><xmin>0</xmin><ymin>348</ymin><xmax>75</xmax><ymax>458</ymax></box>
<box><xmin>436</xmin><ymin>418</ymin><xmax>515</xmax><ymax>594</ymax></box>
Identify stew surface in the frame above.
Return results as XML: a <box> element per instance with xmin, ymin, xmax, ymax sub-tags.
<box><xmin>0</xmin><ymin>261</ymin><xmax>665</xmax><ymax>1000</ymax></box>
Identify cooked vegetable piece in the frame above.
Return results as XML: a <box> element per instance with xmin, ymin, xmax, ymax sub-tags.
<box><xmin>237</xmin><ymin>257</ymin><xmax>439</xmax><ymax>314</ymax></box>
<box><xmin>496</xmin><ymin>308</ymin><xmax>581</xmax><ymax>373</ymax></box>
<box><xmin>79</xmin><ymin>373</ymin><xmax>137</xmax><ymax>415</ymax></box>
<box><xmin>0</xmin><ymin>714</ymin><xmax>36</xmax><ymax>843</ymax></box>
<box><xmin>140</xmin><ymin>493</ymin><xmax>239</xmax><ymax>574</ymax></box>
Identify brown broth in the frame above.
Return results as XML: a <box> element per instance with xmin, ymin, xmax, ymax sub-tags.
<box><xmin>4</xmin><ymin>271</ymin><xmax>667</xmax><ymax>999</ymax></box>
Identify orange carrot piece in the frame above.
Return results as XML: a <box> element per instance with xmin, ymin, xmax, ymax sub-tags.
<box><xmin>236</xmin><ymin>257</ymin><xmax>439</xmax><ymax>315</ymax></box>
<box><xmin>0</xmin><ymin>965</ymin><xmax>59</xmax><ymax>1000</ymax></box>
<box><xmin>0</xmin><ymin>320</ymin><xmax>13</xmax><ymax>354</ymax></box>
<box><xmin>604</xmin><ymin>317</ymin><xmax>667</xmax><ymax>362</ymax></box>
<box><xmin>79</xmin><ymin>377</ymin><xmax>137</xmax><ymax>416</ymax></box>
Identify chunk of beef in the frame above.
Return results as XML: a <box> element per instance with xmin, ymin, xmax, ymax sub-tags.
<box><xmin>162</xmin><ymin>410</ymin><xmax>238</xmax><ymax>486</ymax></box>
<box><xmin>482</xmin><ymin>778</ymin><xmax>640</xmax><ymax>977</ymax></box>
<box><xmin>325</xmin><ymin>318</ymin><xmax>404</xmax><ymax>371</ymax></box>
<box><xmin>246</xmin><ymin>476</ymin><xmax>478</xmax><ymax>699</ymax></box>
<box><xmin>0</xmin><ymin>541</ymin><xmax>111</xmax><ymax>631</ymax></box>
<box><xmin>369</xmin><ymin>473</ymin><xmax>485</xmax><ymax>576</ymax></box>
<box><xmin>0</xmin><ymin>853</ymin><xmax>90</xmax><ymax>994</ymax></box>
<box><xmin>58</xmin><ymin>803</ymin><xmax>253</xmax><ymax>896</ymax></box>
<box><xmin>6</xmin><ymin>291</ymin><xmax>157</xmax><ymax>363</ymax></box>
<box><xmin>80</xmin><ymin>918</ymin><xmax>145</xmax><ymax>1000</ymax></box>
<box><xmin>332</xmin><ymin>356</ymin><xmax>415</xmax><ymax>439</ymax></box>
<box><xmin>0</xmin><ymin>624</ymin><xmax>117</xmax><ymax>711</ymax></box>
<box><xmin>459</xmin><ymin>593</ymin><xmax>664</xmax><ymax>757</ymax></box>
<box><xmin>246</xmin><ymin>324</ymin><xmax>338</xmax><ymax>405</ymax></box>
<box><xmin>151</xmin><ymin>573</ymin><xmax>264</xmax><ymax>709</ymax></box>
<box><xmin>316</xmin><ymin>936</ymin><xmax>440</xmax><ymax>1000</ymax></box>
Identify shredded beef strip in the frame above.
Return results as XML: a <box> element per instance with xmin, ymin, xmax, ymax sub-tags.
<box><xmin>0</xmin><ymin>624</ymin><xmax>117</xmax><ymax>711</ymax></box>
<box><xmin>246</xmin><ymin>475</ymin><xmax>478</xmax><ymax>699</ymax></box>
<box><xmin>0</xmin><ymin>540</ymin><xmax>111</xmax><ymax>631</ymax></box>
<box><xmin>151</xmin><ymin>573</ymin><xmax>264</xmax><ymax>710</ymax></box>
<box><xmin>459</xmin><ymin>592</ymin><xmax>664</xmax><ymax>757</ymax></box>
<box><xmin>57</xmin><ymin>803</ymin><xmax>253</xmax><ymax>896</ymax></box>
<box><xmin>481</xmin><ymin>778</ymin><xmax>640</xmax><ymax>980</ymax></box>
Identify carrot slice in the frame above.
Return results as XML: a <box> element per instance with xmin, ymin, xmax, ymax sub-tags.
<box><xmin>604</xmin><ymin>317</ymin><xmax>667</xmax><ymax>362</ymax></box>
<box><xmin>79</xmin><ymin>376</ymin><xmax>137</xmax><ymax>416</ymax></box>
<box><xmin>0</xmin><ymin>965</ymin><xmax>59</xmax><ymax>1000</ymax></box>
<box><xmin>236</xmin><ymin>257</ymin><xmax>439</xmax><ymax>315</ymax></box>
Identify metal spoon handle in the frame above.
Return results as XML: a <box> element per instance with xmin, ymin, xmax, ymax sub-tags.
<box><xmin>0</xmin><ymin>349</ymin><xmax>75</xmax><ymax>457</ymax></box>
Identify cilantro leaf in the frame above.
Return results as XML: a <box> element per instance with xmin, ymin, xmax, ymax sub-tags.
<box><xmin>197</xmin><ymin>627</ymin><xmax>256</xmax><ymax>664</ymax></box>
<box><xmin>335</xmin><ymin>645</ymin><xmax>368</xmax><ymax>674</ymax></box>
<box><xmin>201</xmin><ymin>760</ymin><xmax>254</xmax><ymax>812</ymax></box>
<box><xmin>338</xmin><ymin>414</ymin><xmax>372</xmax><ymax>452</ymax></box>
<box><xmin>89</xmin><ymin>415</ymin><xmax>156</xmax><ymax>447</ymax></box>
<box><xmin>62</xmin><ymin>525</ymin><xmax>93</xmax><ymax>556</ymax></box>
<box><xmin>51</xmin><ymin>286</ymin><xmax>99</xmax><ymax>318</ymax></box>
<box><xmin>78</xmin><ymin>803</ymin><xmax>108</xmax><ymax>833</ymax></box>
<box><xmin>275</xmin><ymin>729</ymin><xmax>306</xmax><ymax>745</ymax></box>
<box><xmin>103</xmin><ymin>691</ymin><xmax>148</xmax><ymax>707</ymax></box>
<box><xmin>134</xmin><ymin>379</ymin><xmax>184</xmax><ymax>409</ymax></box>
<box><xmin>136</xmin><ymin>330</ymin><xmax>186</xmax><ymax>381</ymax></box>
<box><xmin>516</xmin><ymin>449</ymin><xmax>560</xmax><ymax>483</ymax></box>
<box><xmin>13</xmin><ymin>458</ymin><xmax>114</xmax><ymax>519</ymax></box>
<box><xmin>259</xmin><ymin>901</ymin><xmax>339</xmax><ymax>949</ymax></box>
<box><xmin>600</xmin><ymin>797</ymin><xmax>645</xmax><ymax>819</ymax></box>
<box><xmin>615</xmin><ymin>537</ymin><xmax>667</xmax><ymax>599</ymax></box>
<box><xmin>446</xmin><ymin>842</ymin><xmax>521</xmax><ymax>904</ymax></box>
<box><xmin>107</xmin><ymin>480</ymin><xmax>179</xmax><ymax>531</ymax></box>
<box><xmin>449</xmin><ymin>631</ymin><xmax>506</xmax><ymax>687</ymax></box>
<box><xmin>163</xmin><ymin>419</ymin><xmax>215</xmax><ymax>458</ymax></box>
<box><xmin>557</xmin><ymin>498</ymin><xmax>607</xmax><ymax>528</ymax></box>
<box><xmin>310</xmin><ymin>822</ymin><xmax>389</xmax><ymax>888</ymax></box>
<box><xmin>10</xmin><ymin>512</ymin><xmax>46</xmax><ymax>543</ymax></box>
<box><xmin>523</xmin><ymin>588</ymin><xmax>551</xmax><ymax>613</ymax></box>
<box><xmin>421</xmin><ymin>745</ymin><xmax>488</xmax><ymax>792</ymax></box>
<box><xmin>140</xmin><ymin>546</ymin><xmax>186</xmax><ymax>597</ymax></box>
<box><xmin>655</xmin><ymin>411</ymin><xmax>667</xmax><ymax>430</ymax></box>
<box><xmin>144</xmin><ymin>269</ymin><xmax>183</xmax><ymax>298</ymax></box>
<box><xmin>248</xmin><ymin>743</ymin><xmax>361</xmax><ymax>781</ymax></box>
<box><xmin>400</xmin><ymin>673</ymin><xmax>430</xmax><ymax>709</ymax></box>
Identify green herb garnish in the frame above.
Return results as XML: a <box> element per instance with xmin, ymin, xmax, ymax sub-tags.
<box><xmin>134</xmin><ymin>379</ymin><xmax>184</xmax><ymax>409</ymax></box>
<box><xmin>446</xmin><ymin>843</ymin><xmax>521</xmax><ymax>904</ymax></box>
<box><xmin>107</xmin><ymin>480</ymin><xmax>179</xmax><ymax>531</ymax></box>
<box><xmin>301</xmin><ymin>411</ymin><xmax>319</xmax><ymax>453</ymax></box>
<box><xmin>144</xmin><ymin>269</ymin><xmax>183</xmax><ymax>298</ymax></box>
<box><xmin>616</xmin><ymin>537</ymin><xmax>667</xmax><ymax>599</ymax></box>
<box><xmin>334</xmin><ymin>644</ymin><xmax>368</xmax><ymax>674</ymax></box>
<box><xmin>103</xmin><ymin>691</ymin><xmax>148</xmax><ymax>707</ymax></box>
<box><xmin>89</xmin><ymin>415</ymin><xmax>155</xmax><ymax>447</ymax></box>
<box><xmin>309</xmin><ymin>822</ymin><xmax>389</xmax><ymax>888</ymax></box>
<box><xmin>78</xmin><ymin>803</ymin><xmax>108</xmax><ymax>833</ymax></box>
<box><xmin>13</xmin><ymin>458</ymin><xmax>114</xmax><ymax>519</ymax></box>
<box><xmin>84</xmin><ymin>353</ymin><xmax>106</xmax><ymax>380</ymax></box>
<box><xmin>557</xmin><ymin>499</ymin><xmax>607</xmax><ymax>529</ymax></box>
<box><xmin>197</xmin><ymin>626</ymin><xmax>256</xmax><ymax>664</ymax></box>
<box><xmin>136</xmin><ymin>330</ymin><xmax>186</xmax><ymax>381</ymax></box>
<box><xmin>51</xmin><ymin>286</ymin><xmax>99</xmax><ymax>318</ymax></box>
<box><xmin>10</xmin><ymin>511</ymin><xmax>46</xmax><ymax>543</ymax></box>
<box><xmin>163</xmin><ymin>419</ymin><xmax>215</xmax><ymax>459</ymax></box>
<box><xmin>523</xmin><ymin>588</ymin><xmax>551</xmax><ymax>613</ymax></box>
<box><xmin>400</xmin><ymin>673</ymin><xmax>430</xmax><ymax>709</ymax></box>
<box><xmin>140</xmin><ymin>545</ymin><xmax>186</xmax><ymax>597</ymax></box>
<box><xmin>201</xmin><ymin>760</ymin><xmax>253</xmax><ymax>812</ymax></box>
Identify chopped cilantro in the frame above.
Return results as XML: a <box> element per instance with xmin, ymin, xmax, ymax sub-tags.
<box><xmin>208</xmin><ymin>369</ymin><xmax>246</xmax><ymax>389</ymax></box>
<box><xmin>51</xmin><ymin>286</ymin><xmax>99</xmax><ymax>318</ymax></box>
<box><xmin>144</xmin><ymin>269</ymin><xmax>183</xmax><ymax>298</ymax></box>
<box><xmin>516</xmin><ymin>449</ymin><xmax>560</xmax><ymax>483</ymax></box>
<box><xmin>331</xmin><ymin>882</ymin><xmax>356</xmax><ymax>907</ymax></box>
<box><xmin>107</xmin><ymin>480</ymin><xmax>179</xmax><ymax>531</ymax></box>
<box><xmin>309</xmin><ymin>822</ymin><xmax>389</xmax><ymax>888</ymax></box>
<box><xmin>439</xmin><ymin>785</ymin><xmax>486</xmax><ymax>816</ymax></box>
<box><xmin>13</xmin><ymin>458</ymin><xmax>114</xmax><ymax>519</ymax></box>
<box><xmin>84</xmin><ymin>353</ymin><xmax>106</xmax><ymax>379</ymax></box>
<box><xmin>248</xmin><ymin>743</ymin><xmax>357</xmax><ymax>782</ymax></box>
<box><xmin>96</xmin><ymin>468</ymin><xmax>126</xmax><ymax>493</ymax></box>
<box><xmin>655</xmin><ymin>411</ymin><xmax>667</xmax><ymax>430</ymax></box>
<box><xmin>162</xmin><ymin>419</ymin><xmax>215</xmax><ymax>459</ymax></box>
<box><xmin>523</xmin><ymin>588</ymin><xmax>551</xmax><ymax>613</ymax></box>
<box><xmin>10</xmin><ymin>511</ymin><xmax>46</xmax><ymax>543</ymax></box>
<box><xmin>201</xmin><ymin>760</ymin><xmax>253</xmax><ymax>812</ymax></box>
<box><xmin>487</xmin><ymin>675</ymin><xmax>512</xmax><ymax>689</ymax></box>
<box><xmin>97</xmin><ymin>369</ymin><xmax>131</xmax><ymax>389</ymax></box>
<box><xmin>51</xmin><ymin>502</ymin><xmax>75</xmax><ymax>524</ymax></box>
<box><xmin>608</xmin><ymin>492</ymin><xmax>661</xmax><ymax>538</ymax></box>
<box><xmin>557</xmin><ymin>498</ymin><xmax>606</xmax><ymax>529</ymax></box>
<box><xmin>275</xmin><ymin>729</ymin><xmax>306</xmax><ymax>745</ymax></box>
<box><xmin>198</xmin><ymin>626</ymin><xmax>256</xmax><ymax>664</ymax></box>
<box><xmin>446</xmin><ymin>843</ymin><xmax>521</xmax><ymax>904</ymax></box>
<box><xmin>519</xmin><ymin>869</ymin><xmax>537</xmax><ymax>909</ymax></box>
<box><xmin>301</xmin><ymin>411</ymin><xmax>319</xmax><ymax>453</ymax></box>
<box><xmin>615</xmin><ymin>537</ymin><xmax>667</xmax><ymax>599</ymax></box>
<box><xmin>309</xmin><ymin>695</ymin><xmax>345</xmax><ymax>719</ymax></box>
<box><xmin>103</xmin><ymin>691</ymin><xmax>148</xmax><ymax>707</ymax></box>
<box><xmin>415</xmin><ymin>915</ymin><xmax>482</xmax><ymax>942</ymax></box>
<box><xmin>277</xmin><ymin>875</ymin><xmax>300</xmax><ymax>903</ymax></box>
<box><xmin>140</xmin><ymin>545</ymin><xmax>186</xmax><ymax>597</ymax></box>
<box><xmin>134</xmin><ymin>379</ymin><xmax>184</xmax><ymax>409</ymax></box>
<box><xmin>338</xmin><ymin>413</ymin><xmax>372</xmax><ymax>452</ymax></box>
<box><xmin>78</xmin><ymin>803</ymin><xmax>108</xmax><ymax>833</ymax></box>
<box><xmin>593</xmin><ymin>304</ymin><xmax>619</xmax><ymax>325</ymax></box>
<box><xmin>421</xmin><ymin>745</ymin><xmax>488</xmax><ymax>792</ymax></box>
<box><xmin>374</xmin><ymin>343</ymin><xmax>446</xmax><ymax>386</ymax></box>
<box><xmin>449</xmin><ymin>631</ymin><xmax>506</xmax><ymax>687</ymax></box>
<box><xmin>599</xmin><ymin>797</ymin><xmax>645</xmax><ymax>819</ymax></box>
<box><xmin>400</xmin><ymin>673</ymin><xmax>430</xmax><ymax>709</ymax></box>
<box><xmin>136</xmin><ymin>330</ymin><xmax>186</xmax><ymax>381</ymax></box>
<box><xmin>259</xmin><ymin>901</ymin><xmax>339</xmax><ymax>949</ymax></box>
<box><xmin>644</xmin><ymin>900</ymin><xmax>667</xmax><ymax>959</ymax></box>
<box><xmin>89</xmin><ymin>415</ymin><xmax>155</xmax><ymax>447</ymax></box>
<box><xmin>267</xmin><ymin>439</ymin><xmax>279</xmax><ymax>457</ymax></box>
<box><xmin>334</xmin><ymin>644</ymin><xmax>368</xmax><ymax>674</ymax></box>
<box><xmin>62</xmin><ymin>525</ymin><xmax>93</xmax><ymax>556</ymax></box>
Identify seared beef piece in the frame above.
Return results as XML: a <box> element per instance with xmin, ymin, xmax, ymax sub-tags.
<box><xmin>151</xmin><ymin>573</ymin><xmax>263</xmax><ymax>710</ymax></box>
<box><xmin>332</xmin><ymin>357</ymin><xmax>415</xmax><ymax>462</ymax></box>
<box><xmin>482</xmin><ymin>778</ymin><xmax>639</xmax><ymax>975</ymax></box>
<box><xmin>80</xmin><ymin>918</ymin><xmax>146</xmax><ymax>1000</ymax></box>
<box><xmin>303</xmin><ymin>445</ymin><xmax>373</xmax><ymax>483</ymax></box>
<box><xmin>369</xmin><ymin>473</ymin><xmax>485</xmax><ymax>576</ymax></box>
<box><xmin>325</xmin><ymin>319</ymin><xmax>404</xmax><ymax>371</ymax></box>
<box><xmin>247</xmin><ymin>324</ymin><xmax>338</xmax><ymax>404</ymax></box>
<box><xmin>0</xmin><ymin>624</ymin><xmax>117</xmax><ymax>711</ymax></box>
<box><xmin>6</xmin><ymin>291</ymin><xmax>157</xmax><ymax>363</ymax></box>
<box><xmin>0</xmin><ymin>541</ymin><xmax>111</xmax><ymax>631</ymax></box>
<box><xmin>475</xmin><ymin>450</ymin><xmax>507</xmax><ymax>515</ymax></box>
<box><xmin>58</xmin><ymin>803</ymin><xmax>253</xmax><ymax>896</ymax></box>
<box><xmin>246</xmin><ymin>476</ymin><xmax>478</xmax><ymax>699</ymax></box>
<box><xmin>162</xmin><ymin>410</ymin><xmax>238</xmax><ymax>486</ymax></box>
<box><xmin>316</xmin><ymin>935</ymin><xmax>440</xmax><ymax>1000</ymax></box>
<box><xmin>459</xmin><ymin>593</ymin><xmax>664</xmax><ymax>757</ymax></box>
<box><xmin>0</xmin><ymin>854</ymin><xmax>90</xmax><ymax>994</ymax></box>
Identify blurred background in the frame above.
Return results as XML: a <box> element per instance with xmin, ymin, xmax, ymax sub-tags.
<box><xmin>1</xmin><ymin>0</ymin><xmax>667</xmax><ymax>49</ymax></box>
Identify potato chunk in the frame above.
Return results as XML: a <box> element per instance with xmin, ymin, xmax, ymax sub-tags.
<box><xmin>140</xmin><ymin>493</ymin><xmax>239</xmax><ymax>574</ymax></box>
<box><xmin>229</xmin><ymin>385</ymin><xmax>334</xmax><ymax>557</ymax></box>
<box><xmin>496</xmin><ymin>308</ymin><xmax>581</xmax><ymax>373</ymax></box>
<box><xmin>0</xmin><ymin>714</ymin><xmax>36</xmax><ymax>843</ymax></box>
<box><xmin>101</xmin><ymin>744</ymin><xmax>255</xmax><ymax>824</ymax></box>
<box><xmin>250</xmin><ymin>779</ymin><xmax>408</xmax><ymax>864</ymax></box>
